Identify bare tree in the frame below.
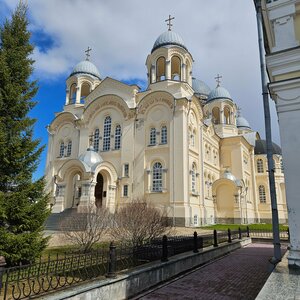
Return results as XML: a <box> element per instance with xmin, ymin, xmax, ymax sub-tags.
<box><xmin>60</xmin><ymin>204</ymin><xmax>110</xmax><ymax>252</ymax></box>
<box><xmin>110</xmin><ymin>198</ymin><xmax>170</xmax><ymax>246</ymax></box>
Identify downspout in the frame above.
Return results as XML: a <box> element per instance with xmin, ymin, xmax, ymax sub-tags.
<box><xmin>200</xmin><ymin>123</ymin><xmax>206</xmax><ymax>225</ymax></box>
<box><xmin>172</xmin><ymin>98</ymin><xmax>176</xmax><ymax>226</ymax></box>
<box><xmin>187</xmin><ymin>98</ymin><xmax>192</xmax><ymax>226</ymax></box>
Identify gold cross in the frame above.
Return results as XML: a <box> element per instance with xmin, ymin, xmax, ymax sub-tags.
<box><xmin>85</xmin><ymin>47</ymin><xmax>92</xmax><ymax>61</ymax></box>
<box><xmin>165</xmin><ymin>15</ymin><xmax>175</xmax><ymax>31</ymax></box>
<box><xmin>215</xmin><ymin>74</ymin><xmax>222</xmax><ymax>87</ymax></box>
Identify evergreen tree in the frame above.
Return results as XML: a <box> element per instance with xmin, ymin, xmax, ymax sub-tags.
<box><xmin>0</xmin><ymin>3</ymin><xmax>50</xmax><ymax>266</ymax></box>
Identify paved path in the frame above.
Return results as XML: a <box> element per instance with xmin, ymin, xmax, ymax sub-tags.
<box><xmin>136</xmin><ymin>243</ymin><xmax>286</xmax><ymax>300</ymax></box>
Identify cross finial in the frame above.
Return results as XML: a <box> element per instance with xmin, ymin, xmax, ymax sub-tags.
<box><xmin>85</xmin><ymin>47</ymin><xmax>92</xmax><ymax>61</ymax></box>
<box><xmin>165</xmin><ymin>15</ymin><xmax>175</xmax><ymax>31</ymax></box>
<box><xmin>88</xmin><ymin>133</ymin><xmax>94</xmax><ymax>147</ymax></box>
<box><xmin>215</xmin><ymin>74</ymin><xmax>222</xmax><ymax>87</ymax></box>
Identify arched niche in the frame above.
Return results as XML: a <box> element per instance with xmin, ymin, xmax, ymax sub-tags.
<box><xmin>171</xmin><ymin>56</ymin><xmax>181</xmax><ymax>80</ymax></box>
<box><xmin>156</xmin><ymin>56</ymin><xmax>166</xmax><ymax>82</ymax></box>
<box><xmin>80</xmin><ymin>82</ymin><xmax>91</xmax><ymax>103</ymax></box>
<box><xmin>212</xmin><ymin>107</ymin><xmax>220</xmax><ymax>124</ymax></box>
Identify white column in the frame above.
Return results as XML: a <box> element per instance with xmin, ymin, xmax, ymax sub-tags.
<box><xmin>151</xmin><ymin>65</ymin><xmax>156</xmax><ymax>83</ymax></box>
<box><xmin>75</xmin><ymin>86</ymin><xmax>81</xmax><ymax>104</ymax></box>
<box><xmin>65</xmin><ymin>89</ymin><xmax>70</xmax><ymax>105</ymax></box>
<box><xmin>182</xmin><ymin>63</ymin><xmax>186</xmax><ymax>82</ymax></box>
<box><xmin>271</xmin><ymin>79</ymin><xmax>300</xmax><ymax>267</ymax></box>
<box><xmin>166</xmin><ymin>60</ymin><xmax>171</xmax><ymax>80</ymax></box>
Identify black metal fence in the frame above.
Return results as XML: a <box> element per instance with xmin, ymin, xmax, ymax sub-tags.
<box><xmin>0</xmin><ymin>227</ymin><xmax>285</xmax><ymax>300</ymax></box>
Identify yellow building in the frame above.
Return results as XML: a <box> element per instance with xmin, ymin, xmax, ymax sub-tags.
<box><xmin>45</xmin><ymin>23</ymin><xmax>287</xmax><ymax>227</ymax></box>
<box><xmin>255</xmin><ymin>0</ymin><xmax>300</xmax><ymax>267</ymax></box>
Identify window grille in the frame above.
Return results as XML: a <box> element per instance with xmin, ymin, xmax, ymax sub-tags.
<box><xmin>152</xmin><ymin>162</ymin><xmax>162</xmax><ymax>192</ymax></box>
<box><xmin>124</xmin><ymin>164</ymin><xmax>129</xmax><ymax>177</ymax></box>
<box><xmin>66</xmin><ymin>140</ymin><xmax>72</xmax><ymax>156</ymax></box>
<box><xmin>150</xmin><ymin>127</ymin><xmax>156</xmax><ymax>145</ymax></box>
<box><xmin>161</xmin><ymin>126</ymin><xmax>167</xmax><ymax>144</ymax></box>
<box><xmin>103</xmin><ymin>116</ymin><xmax>111</xmax><ymax>151</ymax></box>
<box><xmin>257</xmin><ymin>159</ymin><xmax>264</xmax><ymax>173</ymax></box>
<box><xmin>94</xmin><ymin>128</ymin><xmax>100</xmax><ymax>151</ymax></box>
<box><xmin>191</xmin><ymin>164</ymin><xmax>196</xmax><ymax>193</ymax></box>
<box><xmin>123</xmin><ymin>185</ymin><xmax>128</xmax><ymax>197</ymax></box>
<box><xmin>59</xmin><ymin>142</ymin><xmax>65</xmax><ymax>157</ymax></box>
<box><xmin>115</xmin><ymin>125</ymin><xmax>121</xmax><ymax>150</ymax></box>
<box><xmin>259</xmin><ymin>185</ymin><xmax>266</xmax><ymax>203</ymax></box>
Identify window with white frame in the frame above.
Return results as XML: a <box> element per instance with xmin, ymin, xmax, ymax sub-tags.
<box><xmin>152</xmin><ymin>162</ymin><xmax>162</xmax><ymax>192</ymax></box>
<box><xmin>161</xmin><ymin>125</ymin><xmax>167</xmax><ymax>144</ymax></box>
<box><xmin>191</xmin><ymin>163</ymin><xmax>196</xmax><ymax>193</ymax></box>
<box><xmin>103</xmin><ymin>116</ymin><xmax>111</xmax><ymax>151</ymax></box>
<box><xmin>114</xmin><ymin>125</ymin><xmax>121</xmax><ymax>150</ymax></box>
<box><xmin>123</xmin><ymin>185</ymin><xmax>128</xmax><ymax>197</ymax></box>
<box><xmin>124</xmin><ymin>163</ymin><xmax>129</xmax><ymax>177</ymax></box>
<box><xmin>259</xmin><ymin>185</ymin><xmax>266</xmax><ymax>203</ymax></box>
<box><xmin>93</xmin><ymin>128</ymin><xmax>100</xmax><ymax>152</ymax></box>
<box><xmin>59</xmin><ymin>142</ymin><xmax>65</xmax><ymax>157</ymax></box>
<box><xmin>150</xmin><ymin>127</ymin><xmax>156</xmax><ymax>145</ymax></box>
<box><xmin>66</xmin><ymin>140</ymin><xmax>72</xmax><ymax>156</ymax></box>
<box><xmin>257</xmin><ymin>159</ymin><xmax>264</xmax><ymax>173</ymax></box>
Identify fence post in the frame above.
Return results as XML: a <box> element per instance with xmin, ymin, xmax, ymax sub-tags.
<box><xmin>213</xmin><ymin>229</ymin><xmax>218</xmax><ymax>247</ymax></box>
<box><xmin>161</xmin><ymin>235</ymin><xmax>168</xmax><ymax>262</ymax></box>
<box><xmin>0</xmin><ymin>256</ymin><xmax>6</xmax><ymax>290</ymax></box>
<box><xmin>228</xmin><ymin>228</ymin><xmax>232</xmax><ymax>243</ymax></box>
<box><xmin>238</xmin><ymin>227</ymin><xmax>242</xmax><ymax>239</ymax></box>
<box><xmin>247</xmin><ymin>226</ymin><xmax>250</xmax><ymax>237</ymax></box>
<box><xmin>106</xmin><ymin>242</ymin><xmax>117</xmax><ymax>278</ymax></box>
<box><xmin>193</xmin><ymin>232</ymin><xmax>199</xmax><ymax>253</ymax></box>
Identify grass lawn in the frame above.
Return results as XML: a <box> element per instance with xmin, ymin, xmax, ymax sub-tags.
<box><xmin>200</xmin><ymin>223</ymin><xmax>288</xmax><ymax>231</ymax></box>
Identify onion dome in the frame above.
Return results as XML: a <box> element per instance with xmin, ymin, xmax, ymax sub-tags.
<box><xmin>70</xmin><ymin>60</ymin><xmax>101</xmax><ymax>79</ymax></box>
<box><xmin>207</xmin><ymin>86</ymin><xmax>232</xmax><ymax>102</ymax></box>
<box><xmin>222</xmin><ymin>169</ymin><xmax>237</xmax><ymax>182</ymax></box>
<box><xmin>236</xmin><ymin>116</ymin><xmax>251</xmax><ymax>129</ymax></box>
<box><xmin>152</xmin><ymin>31</ymin><xmax>187</xmax><ymax>53</ymax></box>
<box><xmin>192</xmin><ymin>78</ymin><xmax>211</xmax><ymax>96</ymax></box>
<box><xmin>79</xmin><ymin>146</ymin><xmax>103</xmax><ymax>167</ymax></box>
<box><xmin>254</xmin><ymin>140</ymin><xmax>282</xmax><ymax>155</ymax></box>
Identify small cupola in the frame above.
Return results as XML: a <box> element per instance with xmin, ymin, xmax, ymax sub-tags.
<box><xmin>236</xmin><ymin>108</ymin><xmax>251</xmax><ymax>132</ymax></box>
<box><xmin>146</xmin><ymin>15</ymin><xmax>193</xmax><ymax>86</ymax></box>
<box><xmin>65</xmin><ymin>47</ymin><xmax>101</xmax><ymax>106</ymax></box>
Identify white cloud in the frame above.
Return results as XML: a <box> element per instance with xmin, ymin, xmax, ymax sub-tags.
<box><xmin>3</xmin><ymin>0</ymin><xmax>281</xmax><ymax>143</ymax></box>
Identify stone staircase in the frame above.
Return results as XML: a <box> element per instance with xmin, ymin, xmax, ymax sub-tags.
<box><xmin>44</xmin><ymin>208</ymin><xmax>78</xmax><ymax>231</ymax></box>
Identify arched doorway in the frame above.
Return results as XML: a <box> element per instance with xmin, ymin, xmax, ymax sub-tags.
<box><xmin>65</xmin><ymin>172</ymin><xmax>82</xmax><ymax>209</ymax></box>
<box><xmin>95</xmin><ymin>173</ymin><xmax>104</xmax><ymax>207</ymax></box>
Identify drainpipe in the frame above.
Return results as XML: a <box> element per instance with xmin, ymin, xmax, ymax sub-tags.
<box><xmin>172</xmin><ymin>97</ymin><xmax>176</xmax><ymax>227</ymax></box>
<box><xmin>254</xmin><ymin>0</ymin><xmax>281</xmax><ymax>264</ymax></box>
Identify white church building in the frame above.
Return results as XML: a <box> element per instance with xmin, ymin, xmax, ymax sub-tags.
<box><xmin>45</xmin><ymin>22</ymin><xmax>287</xmax><ymax>226</ymax></box>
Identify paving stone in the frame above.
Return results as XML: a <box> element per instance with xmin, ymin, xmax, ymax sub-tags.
<box><xmin>138</xmin><ymin>243</ymin><xmax>287</xmax><ymax>300</ymax></box>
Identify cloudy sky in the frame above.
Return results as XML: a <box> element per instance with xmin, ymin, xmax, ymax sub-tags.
<box><xmin>0</xmin><ymin>0</ymin><xmax>281</xmax><ymax>179</ymax></box>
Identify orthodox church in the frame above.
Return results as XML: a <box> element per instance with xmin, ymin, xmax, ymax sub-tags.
<box><xmin>45</xmin><ymin>20</ymin><xmax>287</xmax><ymax>226</ymax></box>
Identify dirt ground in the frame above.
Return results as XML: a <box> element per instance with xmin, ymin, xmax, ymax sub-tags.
<box><xmin>45</xmin><ymin>227</ymin><xmax>214</xmax><ymax>248</ymax></box>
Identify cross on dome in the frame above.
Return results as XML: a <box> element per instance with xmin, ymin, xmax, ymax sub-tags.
<box><xmin>165</xmin><ymin>14</ymin><xmax>175</xmax><ymax>31</ymax></box>
<box><xmin>215</xmin><ymin>74</ymin><xmax>222</xmax><ymax>87</ymax></box>
<box><xmin>85</xmin><ymin>46</ymin><xmax>92</xmax><ymax>61</ymax></box>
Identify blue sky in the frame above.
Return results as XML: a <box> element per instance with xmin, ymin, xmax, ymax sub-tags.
<box><xmin>1</xmin><ymin>0</ymin><xmax>281</xmax><ymax>180</ymax></box>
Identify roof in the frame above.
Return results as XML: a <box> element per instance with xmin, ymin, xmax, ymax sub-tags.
<box><xmin>192</xmin><ymin>78</ymin><xmax>211</xmax><ymax>96</ymax></box>
<box><xmin>207</xmin><ymin>86</ymin><xmax>232</xmax><ymax>102</ymax></box>
<box><xmin>237</xmin><ymin>116</ymin><xmax>251</xmax><ymax>129</ymax></box>
<box><xmin>70</xmin><ymin>60</ymin><xmax>101</xmax><ymax>79</ymax></box>
<box><xmin>79</xmin><ymin>146</ymin><xmax>103</xmax><ymax>167</ymax></box>
<box><xmin>254</xmin><ymin>139</ymin><xmax>282</xmax><ymax>155</ymax></box>
<box><xmin>152</xmin><ymin>31</ymin><xmax>187</xmax><ymax>53</ymax></box>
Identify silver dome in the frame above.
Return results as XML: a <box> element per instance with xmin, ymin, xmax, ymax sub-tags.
<box><xmin>237</xmin><ymin>116</ymin><xmax>251</xmax><ymax>129</ymax></box>
<box><xmin>70</xmin><ymin>60</ymin><xmax>101</xmax><ymax>79</ymax></box>
<box><xmin>79</xmin><ymin>147</ymin><xmax>103</xmax><ymax>167</ymax></box>
<box><xmin>192</xmin><ymin>78</ymin><xmax>211</xmax><ymax>96</ymax></box>
<box><xmin>222</xmin><ymin>169</ymin><xmax>237</xmax><ymax>182</ymax></box>
<box><xmin>207</xmin><ymin>86</ymin><xmax>232</xmax><ymax>102</ymax></box>
<box><xmin>152</xmin><ymin>31</ymin><xmax>187</xmax><ymax>52</ymax></box>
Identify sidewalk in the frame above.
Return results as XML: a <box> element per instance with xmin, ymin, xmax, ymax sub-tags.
<box><xmin>136</xmin><ymin>243</ymin><xmax>287</xmax><ymax>300</ymax></box>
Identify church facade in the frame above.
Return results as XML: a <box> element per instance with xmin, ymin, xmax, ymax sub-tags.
<box><xmin>45</xmin><ymin>26</ymin><xmax>287</xmax><ymax>226</ymax></box>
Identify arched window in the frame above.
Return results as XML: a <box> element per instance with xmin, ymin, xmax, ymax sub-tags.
<box><xmin>59</xmin><ymin>142</ymin><xmax>65</xmax><ymax>157</ymax></box>
<box><xmin>93</xmin><ymin>128</ymin><xmax>100</xmax><ymax>152</ymax></box>
<box><xmin>152</xmin><ymin>162</ymin><xmax>163</xmax><ymax>192</ymax></box>
<box><xmin>66</xmin><ymin>140</ymin><xmax>72</xmax><ymax>157</ymax></box>
<box><xmin>69</xmin><ymin>83</ymin><xmax>77</xmax><ymax>104</ymax></box>
<box><xmin>161</xmin><ymin>125</ymin><xmax>167</xmax><ymax>144</ymax></box>
<box><xmin>257</xmin><ymin>159</ymin><xmax>264</xmax><ymax>173</ymax></box>
<box><xmin>115</xmin><ymin>125</ymin><xmax>121</xmax><ymax>150</ymax></box>
<box><xmin>150</xmin><ymin>127</ymin><xmax>156</xmax><ymax>145</ymax></box>
<box><xmin>212</xmin><ymin>107</ymin><xmax>220</xmax><ymax>124</ymax></box>
<box><xmin>191</xmin><ymin>163</ymin><xmax>196</xmax><ymax>193</ymax></box>
<box><xmin>156</xmin><ymin>57</ymin><xmax>166</xmax><ymax>81</ymax></box>
<box><xmin>171</xmin><ymin>56</ymin><xmax>181</xmax><ymax>80</ymax></box>
<box><xmin>259</xmin><ymin>185</ymin><xmax>266</xmax><ymax>203</ymax></box>
<box><xmin>224</xmin><ymin>107</ymin><xmax>231</xmax><ymax>124</ymax></box>
<box><xmin>103</xmin><ymin>116</ymin><xmax>111</xmax><ymax>151</ymax></box>
<box><xmin>80</xmin><ymin>82</ymin><xmax>91</xmax><ymax>103</ymax></box>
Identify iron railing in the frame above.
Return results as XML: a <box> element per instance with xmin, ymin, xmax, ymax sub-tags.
<box><xmin>0</xmin><ymin>227</ymin><xmax>282</xmax><ymax>300</ymax></box>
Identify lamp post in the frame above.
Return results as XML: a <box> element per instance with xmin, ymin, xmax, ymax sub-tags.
<box><xmin>254</xmin><ymin>0</ymin><xmax>281</xmax><ymax>264</ymax></box>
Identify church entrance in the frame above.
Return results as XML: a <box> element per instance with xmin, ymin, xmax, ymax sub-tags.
<box><xmin>94</xmin><ymin>173</ymin><xmax>104</xmax><ymax>208</ymax></box>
